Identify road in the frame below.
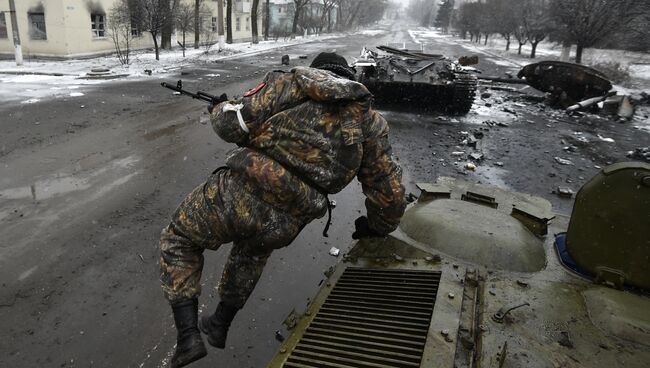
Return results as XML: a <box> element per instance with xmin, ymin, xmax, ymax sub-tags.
<box><xmin>1</xmin><ymin>25</ymin><xmax>649</xmax><ymax>368</ymax></box>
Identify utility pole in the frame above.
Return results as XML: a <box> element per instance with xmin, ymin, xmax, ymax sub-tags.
<box><xmin>8</xmin><ymin>0</ymin><xmax>23</xmax><ymax>65</ymax></box>
<box><xmin>217</xmin><ymin>0</ymin><xmax>225</xmax><ymax>49</ymax></box>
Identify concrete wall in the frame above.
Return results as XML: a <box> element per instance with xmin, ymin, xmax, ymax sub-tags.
<box><xmin>0</xmin><ymin>0</ymin><xmax>263</xmax><ymax>58</ymax></box>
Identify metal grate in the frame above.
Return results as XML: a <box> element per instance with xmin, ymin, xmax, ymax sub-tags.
<box><xmin>283</xmin><ymin>267</ymin><xmax>441</xmax><ymax>368</ymax></box>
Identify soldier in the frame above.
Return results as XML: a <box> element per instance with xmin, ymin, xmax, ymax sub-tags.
<box><xmin>159</xmin><ymin>52</ymin><xmax>406</xmax><ymax>367</ymax></box>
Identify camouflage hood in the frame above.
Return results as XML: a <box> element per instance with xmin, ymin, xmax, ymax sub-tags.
<box><xmin>210</xmin><ymin>67</ymin><xmax>405</xmax><ymax>232</ymax></box>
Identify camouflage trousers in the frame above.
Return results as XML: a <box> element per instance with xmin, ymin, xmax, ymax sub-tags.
<box><xmin>159</xmin><ymin>168</ymin><xmax>307</xmax><ymax>308</ymax></box>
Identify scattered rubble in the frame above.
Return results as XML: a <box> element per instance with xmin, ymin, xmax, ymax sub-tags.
<box><xmin>554</xmin><ymin>157</ymin><xmax>574</xmax><ymax>166</ymax></box>
<box><xmin>627</xmin><ymin>147</ymin><xmax>650</xmax><ymax>162</ymax></box>
<box><xmin>328</xmin><ymin>247</ymin><xmax>340</xmax><ymax>257</ymax></box>
<box><xmin>555</xmin><ymin>187</ymin><xmax>575</xmax><ymax>198</ymax></box>
<box><xmin>465</xmin><ymin>162</ymin><xmax>477</xmax><ymax>171</ymax></box>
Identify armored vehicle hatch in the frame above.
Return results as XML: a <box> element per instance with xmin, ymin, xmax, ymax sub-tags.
<box><xmin>268</xmin><ymin>162</ymin><xmax>650</xmax><ymax>368</ymax></box>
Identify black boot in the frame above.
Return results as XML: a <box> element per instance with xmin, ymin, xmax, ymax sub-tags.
<box><xmin>171</xmin><ymin>299</ymin><xmax>207</xmax><ymax>368</ymax></box>
<box><xmin>198</xmin><ymin>302</ymin><xmax>239</xmax><ymax>349</ymax></box>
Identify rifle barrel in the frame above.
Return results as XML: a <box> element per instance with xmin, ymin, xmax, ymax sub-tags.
<box><xmin>161</xmin><ymin>82</ymin><xmax>215</xmax><ymax>103</ymax></box>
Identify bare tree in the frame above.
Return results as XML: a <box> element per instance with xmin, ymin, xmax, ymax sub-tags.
<box><xmin>264</xmin><ymin>0</ymin><xmax>270</xmax><ymax>40</ymax></box>
<box><xmin>549</xmin><ymin>0</ymin><xmax>639</xmax><ymax>63</ymax></box>
<box><xmin>161</xmin><ymin>0</ymin><xmax>179</xmax><ymax>49</ymax></box>
<box><xmin>522</xmin><ymin>0</ymin><xmax>551</xmax><ymax>58</ymax></box>
<box><xmin>176</xmin><ymin>2</ymin><xmax>194</xmax><ymax>56</ymax></box>
<box><xmin>133</xmin><ymin>0</ymin><xmax>178</xmax><ymax>60</ymax></box>
<box><xmin>193</xmin><ymin>0</ymin><xmax>201</xmax><ymax>48</ymax></box>
<box><xmin>251</xmin><ymin>0</ymin><xmax>260</xmax><ymax>43</ymax></box>
<box><xmin>320</xmin><ymin>0</ymin><xmax>336</xmax><ymax>33</ymax></box>
<box><xmin>226</xmin><ymin>0</ymin><xmax>233</xmax><ymax>43</ymax></box>
<box><xmin>108</xmin><ymin>0</ymin><xmax>135</xmax><ymax>65</ymax></box>
<box><xmin>486</xmin><ymin>0</ymin><xmax>520</xmax><ymax>51</ymax></box>
<box><xmin>435</xmin><ymin>0</ymin><xmax>455</xmax><ymax>33</ymax></box>
<box><xmin>292</xmin><ymin>0</ymin><xmax>310</xmax><ymax>36</ymax></box>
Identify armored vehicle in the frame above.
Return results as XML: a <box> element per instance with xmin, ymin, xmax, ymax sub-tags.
<box><xmin>355</xmin><ymin>46</ymin><xmax>479</xmax><ymax>114</ymax></box>
<box><xmin>518</xmin><ymin>61</ymin><xmax>613</xmax><ymax>106</ymax></box>
<box><xmin>268</xmin><ymin>162</ymin><xmax>650</xmax><ymax>368</ymax></box>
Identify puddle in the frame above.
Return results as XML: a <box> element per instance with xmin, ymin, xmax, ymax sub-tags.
<box><xmin>18</xmin><ymin>265</ymin><xmax>38</xmax><ymax>281</ymax></box>
<box><xmin>0</xmin><ymin>176</ymin><xmax>91</xmax><ymax>200</ymax></box>
<box><xmin>474</xmin><ymin>165</ymin><xmax>511</xmax><ymax>189</ymax></box>
<box><xmin>0</xmin><ymin>155</ymin><xmax>140</xmax><ymax>202</ymax></box>
<box><xmin>143</xmin><ymin>120</ymin><xmax>194</xmax><ymax>141</ymax></box>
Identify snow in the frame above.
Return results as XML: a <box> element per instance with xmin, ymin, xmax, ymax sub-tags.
<box><xmin>360</xmin><ymin>30</ymin><xmax>387</xmax><ymax>36</ymax></box>
<box><xmin>0</xmin><ymin>33</ymin><xmax>346</xmax><ymax>104</ymax></box>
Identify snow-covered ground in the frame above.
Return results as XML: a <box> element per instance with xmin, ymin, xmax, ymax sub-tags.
<box><xmin>408</xmin><ymin>28</ymin><xmax>650</xmax><ymax>86</ymax></box>
<box><xmin>0</xmin><ymin>33</ymin><xmax>345</xmax><ymax>104</ymax></box>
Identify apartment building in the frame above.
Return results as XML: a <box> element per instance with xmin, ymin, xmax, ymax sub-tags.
<box><xmin>0</xmin><ymin>0</ymin><xmax>261</xmax><ymax>59</ymax></box>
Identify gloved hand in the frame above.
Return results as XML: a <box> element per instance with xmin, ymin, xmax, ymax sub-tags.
<box><xmin>352</xmin><ymin>216</ymin><xmax>382</xmax><ymax>239</ymax></box>
<box><xmin>207</xmin><ymin>93</ymin><xmax>229</xmax><ymax>114</ymax></box>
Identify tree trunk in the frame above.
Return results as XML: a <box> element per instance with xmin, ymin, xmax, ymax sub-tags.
<box><xmin>530</xmin><ymin>41</ymin><xmax>538</xmax><ymax>58</ymax></box>
<box><xmin>518</xmin><ymin>43</ymin><xmax>523</xmax><ymax>55</ymax></box>
<box><xmin>575</xmin><ymin>44</ymin><xmax>584</xmax><ymax>64</ymax></box>
<box><xmin>291</xmin><ymin>4</ymin><xmax>301</xmax><ymax>36</ymax></box>
<box><xmin>226</xmin><ymin>0</ymin><xmax>233</xmax><ymax>43</ymax></box>
<box><xmin>484</xmin><ymin>34</ymin><xmax>488</xmax><ymax>45</ymax></box>
<box><xmin>182</xmin><ymin>31</ymin><xmax>186</xmax><ymax>57</ymax></box>
<box><xmin>194</xmin><ymin>0</ymin><xmax>200</xmax><ymax>49</ymax></box>
<box><xmin>152</xmin><ymin>32</ymin><xmax>160</xmax><ymax>60</ymax></box>
<box><xmin>264</xmin><ymin>0</ymin><xmax>270</xmax><ymax>40</ymax></box>
<box><xmin>251</xmin><ymin>0</ymin><xmax>259</xmax><ymax>43</ymax></box>
<box><xmin>161</xmin><ymin>0</ymin><xmax>172</xmax><ymax>49</ymax></box>
<box><xmin>327</xmin><ymin>8</ymin><xmax>332</xmax><ymax>33</ymax></box>
<box><xmin>505</xmin><ymin>36</ymin><xmax>511</xmax><ymax>51</ymax></box>
<box><xmin>560</xmin><ymin>41</ymin><xmax>571</xmax><ymax>61</ymax></box>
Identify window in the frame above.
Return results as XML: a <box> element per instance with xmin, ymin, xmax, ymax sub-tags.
<box><xmin>278</xmin><ymin>7</ymin><xmax>282</xmax><ymax>13</ymax></box>
<box><xmin>28</xmin><ymin>12</ymin><xmax>47</xmax><ymax>40</ymax></box>
<box><xmin>0</xmin><ymin>12</ymin><xmax>7</xmax><ymax>39</ymax></box>
<box><xmin>235</xmin><ymin>17</ymin><xmax>240</xmax><ymax>31</ymax></box>
<box><xmin>212</xmin><ymin>17</ymin><xmax>217</xmax><ymax>32</ymax></box>
<box><xmin>91</xmin><ymin>13</ymin><xmax>105</xmax><ymax>37</ymax></box>
<box><xmin>245</xmin><ymin>17</ymin><xmax>249</xmax><ymax>31</ymax></box>
<box><xmin>130</xmin><ymin>17</ymin><xmax>141</xmax><ymax>36</ymax></box>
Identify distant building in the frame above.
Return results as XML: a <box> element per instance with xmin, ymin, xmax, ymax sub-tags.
<box><xmin>0</xmin><ymin>0</ymin><xmax>261</xmax><ymax>59</ymax></box>
<box><xmin>267</xmin><ymin>0</ymin><xmax>294</xmax><ymax>35</ymax></box>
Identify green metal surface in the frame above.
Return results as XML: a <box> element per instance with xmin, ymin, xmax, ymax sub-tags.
<box><xmin>566</xmin><ymin>162</ymin><xmax>650</xmax><ymax>290</ymax></box>
<box><xmin>268</xmin><ymin>171</ymin><xmax>650</xmax><ymax>368</ymax></box>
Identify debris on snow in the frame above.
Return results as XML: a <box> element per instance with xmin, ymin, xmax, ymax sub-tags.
<box><xmin>554</xmin><ymin>157</ymin><xmax>574</xmax><ymax>165</ymax></box>
<box><xmin>328</xmin><ymin>247</ymin><xmax>340</xmax><ymax>257</ymax></box>
<box><xmin>597</xmin><ymin>134</ymin><xmax>615</xmax><ymax>143</ymax></box>
<box><xmin>465</xmin><ymin>162</ymin><xmax>477</xmax><ymax>171</ymax></box>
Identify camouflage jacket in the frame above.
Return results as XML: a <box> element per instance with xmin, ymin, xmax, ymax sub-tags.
<box><xmin>210</xmin><ymin>66</ymin><xmax>406</xmax><ymax>235</ymax></box>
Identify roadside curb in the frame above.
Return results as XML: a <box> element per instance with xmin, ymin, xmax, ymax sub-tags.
<box><xmin>0</xmin><ymin>34</ymin><xmax>348</xmax><ymax>78</ymax></box>
<box><xmin>0</xmin><ymin>70</ymin><xmax>78</xmax><ymax>77</ymax></box>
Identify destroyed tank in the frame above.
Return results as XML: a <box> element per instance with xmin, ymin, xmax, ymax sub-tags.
<box><xmin>355</xmin><ymin>46</ymin><xmax>479</xmax><ymax>114</ymax></box>
<box><xmin>268</xmin><ymin>162</ymin><xmax>650</xmax><ymax>368</ymax></box>
<box><xmin>517</xmin><ymin>61</ymin><xmax>613</xmax><ymax>105</ymax></box>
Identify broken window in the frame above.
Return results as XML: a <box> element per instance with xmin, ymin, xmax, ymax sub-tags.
<box><xmin>212</xmin><ymin>16</ymin><xmax>217</xmax><ymax>32</ymax></box>
<box><xmin>91</xmin><ymin>13</ymin><xmax>106</xmax><ymax>37</ymax></box>
<box><xmin>236</xmin><ymin>17</ymin><xmax>240</xmax><ymax>31</ymax></box>
<box><xmin>28</xmin><ymin>12</ymin><xmax>47</xmax><ymax>40</ymax></box>
<box><xmin>0</xmin><ymin>12</ymin><xmax>7</xmax><ymax>39</ymax></box>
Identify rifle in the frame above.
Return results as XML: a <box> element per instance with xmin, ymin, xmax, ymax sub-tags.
<box><xmin>161</xmin><ymin>80</ymin><xmax>227</xmax><ymax>106</ymax></box>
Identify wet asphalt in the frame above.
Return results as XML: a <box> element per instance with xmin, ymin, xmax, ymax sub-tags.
<box><xmin>1</xmin><ymin>25</ymin><xmax>649</xmax><ymax>368</ymax></box>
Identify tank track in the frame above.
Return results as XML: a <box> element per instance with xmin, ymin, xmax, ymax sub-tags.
<box><xmin>447</xmin><ymin>73</ymin><xmax>478</xmax><ymax>114</ymax></box>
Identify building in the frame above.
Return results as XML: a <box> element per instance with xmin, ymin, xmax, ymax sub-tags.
<box><xmin>0</xmin><ymin>0</ymin><xmax>261</xmax><ymax>59</ymax></box>
<box><xmin>268</xmin><ymin>0</ymin><xmax>293</xmax><ymax>35</ymax></box>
